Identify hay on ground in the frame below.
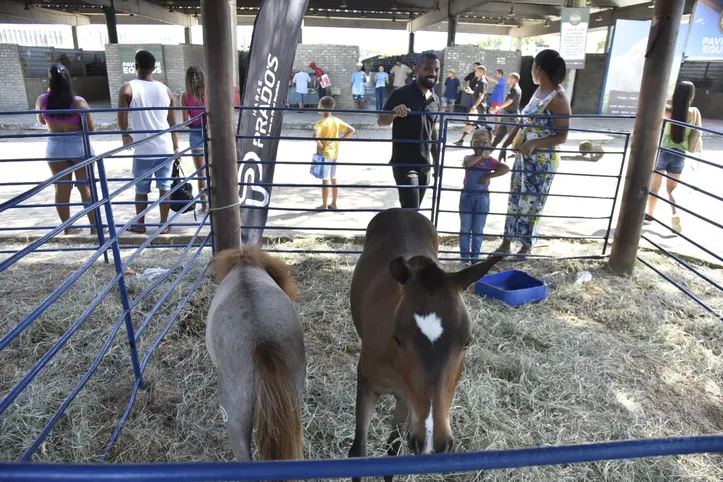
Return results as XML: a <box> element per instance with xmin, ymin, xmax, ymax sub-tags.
<box><xmin>0</xmin><ymin>238</ymin><xmax>722</xmax><ymax>481</ymax></box>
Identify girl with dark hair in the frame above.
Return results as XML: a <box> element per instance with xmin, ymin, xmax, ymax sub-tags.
<box><xmin>495</xmin><ymin>49</ymin><xmax>570</xmax><ymax>258</ymax></box>
<box><xmin>181</xmin><ymin>66</ymin><xmax>207</xmax><ymax>213</ymax></box>
<box><xmin>646</xmin><ymin>81</ymin><xmax>702</xmax><ymax>233</ymax></box>
<box><xmin>36</xmin><ymin>63</ymin><xmax>97</xmax><ymax>235</ymax></box>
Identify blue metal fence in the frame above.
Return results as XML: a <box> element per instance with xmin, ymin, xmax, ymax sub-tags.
<box><xmin>1</xmin><ymin>106</ymin><xmax>722</xmax><ymax>480</ymax></box>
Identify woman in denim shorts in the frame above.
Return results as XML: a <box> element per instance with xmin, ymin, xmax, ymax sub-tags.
<box><xmin>646</xmin><ymin>81</ymin><xmax>703</xmax><ymax>233</ymax></box>
<box><xmin>181</xmin><ymin>66</ymin><xmax>207</xmax><ymax>213</ymax></box>
<box><xmin>36</xmin><ymin>64</ymin><xmax>97</xmax><ymax>235</ymax></box>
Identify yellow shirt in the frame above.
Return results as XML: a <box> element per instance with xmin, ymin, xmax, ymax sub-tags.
<box><xmin>314</xmin><ymin>116</ymin><xmax>351</xmax><ymax>160</ymax></box>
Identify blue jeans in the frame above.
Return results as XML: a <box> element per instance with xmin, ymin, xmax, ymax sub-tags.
<box><xmin>375</xmin><ymin>86</ymin><xmax>386</xmax><ymax>111</ymax></box>
<box><xmin>459</xmin><ymin>192</ymin><xmax>490</xmax><ymax>263</ymax></box>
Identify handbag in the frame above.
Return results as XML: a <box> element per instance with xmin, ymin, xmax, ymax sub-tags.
<box><xmin>310</xmin><ymin>153</ymin><xmax>326</xmax><ymax>180</ymax></box>
<box><xmin>170</xmin><ymin>160</ymin><xmax>196</xmax><ymax>214</ymax></box>
<box><xmin>319</xmin><ymin>74</ymin><xmax>331</xmax><ymax>89</ymax></box>
<box><xmin>511</xmin><ymin>88</ymin><xmax>560</xmax><ymax>151</ymax></box>
<box><xmin>687</xmin><ymin>108</ymin><xmax>702</xmax><ymax>154</ymax></box>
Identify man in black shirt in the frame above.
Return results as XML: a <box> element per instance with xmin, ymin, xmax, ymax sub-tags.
<box><xmin>454</xmin><ymin>66</ymin><xmax>488</xmax><ymax>146</ymax></box>
<box><xmin>378</xmin><ymin>52</ymin><xmax>440</xmax><ymax>209</ymax></box>
<box><xmin>463</xmin><ymin>62</ymin><xmax>481</xmax><ymax>109</ymax></box>
<box><xmin>491</xmin><ymin>72</ymin><xmax>522</xmax><ymax>148</ymax></box>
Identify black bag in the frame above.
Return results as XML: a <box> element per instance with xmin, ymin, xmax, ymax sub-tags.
<box><xmin>170</xmin><ymin>160</ymin><xmax>196</xmax><ymax>214</ymax></box>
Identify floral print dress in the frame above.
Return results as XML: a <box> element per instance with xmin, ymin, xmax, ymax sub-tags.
<box><xmin>504</xmin><ymin>86</ymin><xmax>563</xmax><ymax>247</ymax></box>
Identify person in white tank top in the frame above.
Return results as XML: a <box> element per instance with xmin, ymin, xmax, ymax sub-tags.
<box><xmin>117</xmin><ymin>50</ymin><xmax>180</xmax><ymax>235</ymax></box>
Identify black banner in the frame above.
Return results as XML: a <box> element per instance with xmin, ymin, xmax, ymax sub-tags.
<box><xmin>237</xmin><ymin>0</ymin><xmax>309</xmax><ymax>245</ymax></box>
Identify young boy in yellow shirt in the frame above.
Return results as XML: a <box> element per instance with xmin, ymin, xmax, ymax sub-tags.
<box><xmin>313</xmin><ymin>96</ymin><xmax>356</xmax><ymax>210</ymax></box>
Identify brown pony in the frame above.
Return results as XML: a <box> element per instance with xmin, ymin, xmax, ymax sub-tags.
<box><xmin>206</xmin><ymin>246</ymin><xmax>305</xmax><ymax>469</ymax></box>
<box><xmin>348</xmin><ymin>208</ymin><xmax>502</xmax><ymax>481</ymax></box>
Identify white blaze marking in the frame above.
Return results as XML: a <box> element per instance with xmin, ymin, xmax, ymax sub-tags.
<box><xmin>423</xmin><ymin>405</ymin><xmax>434</xmax><ymax>454</ymax></box>
<box><xmin>414</xmin><ymin>313</ymin><xmax>443</xmax><ymax>343</ymax></box>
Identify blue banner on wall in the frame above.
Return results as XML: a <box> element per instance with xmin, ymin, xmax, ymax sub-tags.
<box><xmin>684</xmin><ymin>0</ymin><xmax>723</xmax><ymax>61</ymax></box>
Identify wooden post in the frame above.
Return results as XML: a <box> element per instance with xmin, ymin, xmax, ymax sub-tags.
<box><xmin>447</xmin><ymin>16</ymin><xmax>457</xmax><ymax>47</ymax></box>
<box><xmin>608</xmin><ymin>0</ymin><xmax>685</xmax><ymax>274</ymax></box>
<box><xmin>202</xmin><ymin>0</ymin><xmax>241</xmax><ymax>252</ymax></box>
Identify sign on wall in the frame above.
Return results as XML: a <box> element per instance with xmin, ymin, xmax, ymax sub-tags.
<box><xmin>118</xmin><ymin>44</ymin><xmax>166</xmax><ymax>84</ymax></box>
<box><xmin>560</xmin><ymin>7</ymin><xmax>590</xmax><ymax>69</ymax></box>
<box><xmin>684</xmin><ymin>0</ymin><xmax>723</xmax><ymax>61</ymax></box>
<box><xmin>600</xmin><ymin>20</ymin><xmax>689</xmax><ymax>115</ymax></box>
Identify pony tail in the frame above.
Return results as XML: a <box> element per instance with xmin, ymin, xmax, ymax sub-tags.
<box><xmin>185</xmin><ymin>66</ymin><xmax>205</xmax><ymax>103</ymax></box>
<box><xmin>555</xmin><ymin>56</ymin><xmax>567</xmax><ymax>86</ymax></box>
<box><xmin>253</xmin><ymin>340</ymin><xmax>304</xmax><ymax>467</ymax></box>
<box><xmin>46</xmin><ymin>63</ymin><xmax>73</xmax><ymax>111</ymax></box>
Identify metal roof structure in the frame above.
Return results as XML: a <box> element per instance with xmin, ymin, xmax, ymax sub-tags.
<box><xmin>1</xmin><ymin>0</ymin><xmax>695</xmax><ymax>37</ymax></box>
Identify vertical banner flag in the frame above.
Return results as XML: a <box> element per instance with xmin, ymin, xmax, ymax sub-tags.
<box><xmin>560</xmin><ymin>7</ymin><xmax>591</xmax><ymax>69</ymax></box>
<box><xmin>237</xmin><ymin>0</ymin><xmax>310</xmax><ymax>245</ymax></box>
<box><xmin>684</xmin><ymin>0</ymin><xmax>723</xmax><ymax>61</ymax></box>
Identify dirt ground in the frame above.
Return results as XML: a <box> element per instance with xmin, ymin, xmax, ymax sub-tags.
<box><xmin>0</xmin><ymin>238</ymin><xmax>722</xmax><ymax>481</ymax></box>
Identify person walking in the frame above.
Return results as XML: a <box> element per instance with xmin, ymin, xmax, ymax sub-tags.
<box><xmin>36</xmin><ymin>64</ymin><xmax>97</xmax><ymax>235</ymax></box>
<box><xmin>377</xmin><ymin>52</ymin><xmax>440</xmax><ymax>209</ymax></box>
<box><xmin>491</xmin><ymin>72</ymin><xmax>522</xmax><ymax>148</ymax></box>
<box><xmin>180</xmin><ymin>66</ymin><xmax>208</xmax><ymax>214</ymax></box>
<box><xmin>117</xmin><ymin>50</ymin><xmax>180</xmax><ymax>235</ymax></box>
<box><xmin>350</xmin><ymin>63</ymin><xmax>368</xmax><ymax>109</ymax></box>
<box><xmin>454</xmin><ymin>65</ymin><xmax>488</xmax><ymax>146</ymax></box>
<box><xmin>495</xmin><ymin>49</ymin><xmax>571</xmax><ymax>258</ymax></box>
<box><xmin>292</xmin><ymin>68</ymin><xmax>311</xmax><ymax>110</ymax></box>
<box><xmin>374</xmin><ymin>65</ymin><xmax>390</xmax><ymax>111</ymax></box>
<box><xmin>645</xmin><ymin>81</ymin><xmax>702</xmax><ymax>233</ymax></box>
<box><xmin>390</xmin><ymin>60</ymin><xmax>412</xmax><ymax>90</ymax></box>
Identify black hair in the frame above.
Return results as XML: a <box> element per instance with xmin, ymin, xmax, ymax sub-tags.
<box><xmin>534</xmin><ymin>49</ymin><xmax>566</xmax><ymax>85</ymax></box>
<box><xmin>46</xmin><ymin>63</ymin><xmax>73</xmax><ymax>111</ymax></box>
<box><xmin>670</xmin><ymin>81</ymin><xmax>695</xmax><ymax>144</ymax></box>
<box><xmin>496</xmin><ymin>69</ymin><xmax>504</xmax><ymax>76</ymax></box>
<box><xmin>185</xmin><ymin>66</ymin><xmax>205</xmax><ymax>103</ymax></box>
<box><xmin>135</xmin><ymin>50</ymin><xmax>156</xmax><ymax>73</ymax></box>
<box><xmin>474</xmin><ymin>62</ymin><xmax>481</xmax><ymax>66</ymax></box>
<box><xmin>416</xmin><ymin>51</ymin><xmax>440</xmax><ymax>65</ymax></box>
<box><xmin>319</xmin><ymin>96</ymin><xmax>336</xmax><ymax>109</ymax></box>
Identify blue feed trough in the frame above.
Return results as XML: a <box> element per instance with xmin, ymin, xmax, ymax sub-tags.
<box><xmin>475</xmin><ymin>269</ymin><xmax>548</xmax><ymax>307</ymax></box>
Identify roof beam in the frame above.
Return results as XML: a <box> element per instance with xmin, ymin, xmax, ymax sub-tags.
<box><xmin>303</xmin><ymin>17</ymin><xmax>408</xmax><ymax>30</ymax></box>
<box><xmin>81</xmin><ymin>0</ymin><xmax>197</xmax><ymax>27</ymax></box>
<box><xmin>464</xmin><ymin>2</ymin><xmax>562</xmax><ymax>20</ymax></box>
<box><xmin>408</xmin><ymin>0</ymin><xmax>493</xmax><ymax>32</ymax></box>
<box><xmin>0</xmin><ymin>2</ymin><xmax>91</xmax><ymax>26</ymax></box>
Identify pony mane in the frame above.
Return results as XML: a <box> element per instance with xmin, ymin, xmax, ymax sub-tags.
<box><xmin>214</xmin><ymin>246</ymin><xmax>298</xmax><ymax>301</ymax></box>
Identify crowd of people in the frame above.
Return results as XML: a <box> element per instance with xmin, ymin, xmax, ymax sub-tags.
<box><xmin>36</xmin><ymin>47</ymin><xmax>702</xmax><ymax>257</ymax></box>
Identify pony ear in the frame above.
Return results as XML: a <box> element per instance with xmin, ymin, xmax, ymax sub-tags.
<box><xmin>390</xmin><ymin>257</ymin><xmax>413</xmax><ymax>286</ymax></box>
<box><xmin>451</xmin><ymin>255</ymin><xmax>504</xmax><ymax>290</ymax></box>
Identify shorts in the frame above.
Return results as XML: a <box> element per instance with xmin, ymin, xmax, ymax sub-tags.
<box><xmin>189</xmin><ymin>127</ymin><xmax>204</xmax><ymax>153</ymax></box>
<box><xmin>320</xmin><ymin>158</ymin><xmax>337</xmax><ymax>180</ymax></box>
<box><xmin>46</xmin><ymin>133</ymin><xmax>94</xmax><ymax>161</ymax></box>
<box><xmin>133</xmin><ymin>156</ymin><xmax>173</xmax><ymax>195</ymax></box>
<box><xmin>298</xmin><ymin>93</ymin><xmax>306</xmax><ymax>105</ymax></box>
<box><xmin>441</xmin><ymin>97</ymin><xmax>456</xmax><ymax>108</ymax></box>
<box><xmin>353</xmin><ymin>94</ymin><xmax>365</xmax><ymax>101</ymax></box>
<box><xmin>656</xmin><ymin>148</ymin><xmax>685</xmax><ymax>175</ymax></box>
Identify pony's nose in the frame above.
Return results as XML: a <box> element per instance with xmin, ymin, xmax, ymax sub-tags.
<box><xmin>434</xmin><ymin>436</ymin><xmax>454</xmax><ymax>454</ymax></box>
<box><xmin>408</xmin><ymin>434</ymin><xmax>425</xmax><ymax>455</ymax></box>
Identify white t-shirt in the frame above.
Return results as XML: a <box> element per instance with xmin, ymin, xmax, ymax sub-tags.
<box><xmin>293</xmin><ymin>71</ymin><xmax>311</xmax><ymax>94</ymax></box>
<box><xmin>128</xmin><ymin>79</ymin><xmax>173</xmax><ymax>155</ymax></box>
<box><xmin>390</xmin><ymin>64</ymin><xmax>412</xmax><ymax>87</ymax></box>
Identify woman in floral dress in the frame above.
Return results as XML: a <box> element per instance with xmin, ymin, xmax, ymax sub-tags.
<box><xmin>496</xmin><ymin>49</ymin><xmax>572</xmax><ymax>258</ymax></box>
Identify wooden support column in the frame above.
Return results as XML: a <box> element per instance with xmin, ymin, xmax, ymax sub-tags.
<box><xmin>202</xmin><ymin>0</ymin><xmax>241</xmax><ymax>251</ymax></box>
<box><xmin>609</xmin><ymin>0</ymin><xmax>686</xmax><ymax>274</ymax></box>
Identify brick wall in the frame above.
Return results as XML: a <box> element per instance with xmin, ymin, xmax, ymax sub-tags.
<box><xmin>292</xmin><ymin>44</ymin><xmax>360</xmax><ymax>109</ymax></box>
<box><xmin>24</xmin><ymin>76</ymin><xmax>109</xmax><ymax>108</ymax></box>
<box><xmin>0</xmin><ymin>44</ymin><xmax>30</xmax><ymax>111</ymax></box>
<box><xmin>570</xmin><ymin>54</ymin><xmax>608</xmax><ymax>115</ymax></box>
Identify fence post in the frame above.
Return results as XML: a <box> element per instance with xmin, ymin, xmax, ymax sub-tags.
<box><xmin>94</xmin><ymin>157</ymin><xmax>145</xmax><ymax>389</ymax></box>
<box><xmin>202</xmin><ymin>0</ymin><xmax>241</xmax><ymax>252</ymax></box>
<box><xmin>602</xmin><ymin>133</ymin><xmax>631</xmax><ymax>256</ymax></box>
<box><xmin>433</xmin><ymin>116</ymin><xmax>449</xmax><ymax>227</ymax></box>
<box><xmin>608</xmin><ymin>0</ymin><xmax>685</xmax><ymax>274</ymax></box>
<box><xmin>80</xmin><ymin>113</ymin><xmax>108</xmax><ymax>263</ymax></box>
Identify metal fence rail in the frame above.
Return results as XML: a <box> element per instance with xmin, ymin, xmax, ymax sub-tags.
<box><xmin>637</xmin><ymin>118</ymin><xmax>723</xmax><ymax>320</ymax></box>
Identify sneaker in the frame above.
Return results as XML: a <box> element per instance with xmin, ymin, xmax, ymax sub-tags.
<box><xmin>672</xmin><ymin>215</ymin><xmax>682</xmax><ymax>233</ymax></box>
<box><xmin>644</xmin><ymin>213</ymin><xmax>653</xmax><ymax>224</ymax></box>
<box><xmin>453</xmin><ymin>140</ymin><xmax>464</xmax><ymax>147</ymax></box>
